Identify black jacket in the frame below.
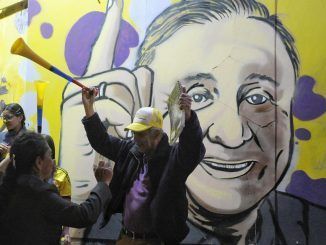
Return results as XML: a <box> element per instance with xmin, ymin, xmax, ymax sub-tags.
<box><xmin>83</xmin><ymin>111</ymin><xmax>205</xmax><ymax>243</ymax></box>
<box><xmin>0</xmin><ymin>175</ymin><xmax>111</xmax><ymax>245</ymax></box>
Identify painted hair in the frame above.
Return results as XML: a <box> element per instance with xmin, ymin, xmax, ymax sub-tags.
<box><xmin>136</xmin><ymin>0</ymin><xmax>299</xmax><ymax>79</ymax></box>
<box><xmin>4</xmin><ymin>103</ymin><xmax>26</xmax><ymax>126</ymax></box>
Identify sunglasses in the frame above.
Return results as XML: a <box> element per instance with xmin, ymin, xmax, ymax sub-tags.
<box><xmin>0</xmin><ymin>114</ymin><xmax>15</xmax><ymax>121</ymax></box>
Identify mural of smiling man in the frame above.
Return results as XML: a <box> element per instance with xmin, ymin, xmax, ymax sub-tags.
<box><xmin>135</xmin><ymin>1</ymin><xmax>325</xmax><ymax>244</ymax></box>
<box><xmin>58</xmin><ymin>0</ymin><xmax>326</xmax><ymax>243</ymax></box>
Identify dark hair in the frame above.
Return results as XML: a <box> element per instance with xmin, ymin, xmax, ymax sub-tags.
<box><xmin>4</xmin><ymin>103</ymin><xmax>26</xmax><ymax>126</ymax></box>
<box><xmin>42</xmin><ymin>134</ymin><xmax>55</xmax><ymax>160</ymax></box>
<box><xmin>0</xmin><ymin>132</ymin><xmax>49</xmax><ymax>213</ymax></box>
<box><xmin>136</xmin><ymin>0</ymin><xmax>299</xmax><ymax>80</ymax></box>
<box><xmin>9</xmin><ymin>132</ymin><xmax>49</xmax><ymax>175</ymax></box>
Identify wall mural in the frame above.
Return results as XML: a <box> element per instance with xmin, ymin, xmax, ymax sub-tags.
<box><xmin>1</xmin><ymin>0</ymin><xmax>325</xmax><ymax>243</ymax></box>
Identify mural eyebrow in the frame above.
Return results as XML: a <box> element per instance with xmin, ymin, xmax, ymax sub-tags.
<box><xmin>245</xmin><ymin>73</ymin><xmax>279</xmax><ymax>86</ymax></box>
<box><xmin>187</xmin><ymin>82</ymin><xmax>203</xmax><ymax>93</ymax></box>
<box><xmin>183</xmin><ymin>73</ymin><xmax>216</xmax><ymax>83</ymax></box>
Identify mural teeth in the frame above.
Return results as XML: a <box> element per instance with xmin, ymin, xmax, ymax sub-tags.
<box><xmin>215</xmin><ymin>162</ymin><xmax>251</xmax><ymax>169</ymax></box>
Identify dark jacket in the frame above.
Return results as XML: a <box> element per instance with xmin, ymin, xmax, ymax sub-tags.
<box><xmin>0</xmin><ymin>174</ymin><xmax>111</xmax><ymax>245</ymax></box>
<box><xmin>83</xmin><ymin>111</ymin><xmax>205</xmax><ymax>243</ymax></box>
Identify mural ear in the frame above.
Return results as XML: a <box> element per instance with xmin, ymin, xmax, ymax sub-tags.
<box><xmin>133</xmin><ymin>66</ymin><xmax>154</xmax><ymax>108</ymax></box>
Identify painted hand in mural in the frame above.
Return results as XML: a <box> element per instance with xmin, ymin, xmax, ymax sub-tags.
<box><xmin>83</xmin><ymin>0</ymin><xmax>123</xmax><ymax>76</ymax></box>
<box><xmin>60</xmin><ymin>67</ymin><xmax>153</xmax><ymax>198</ymax></box>
<box><xmin>59</xmin><ymin>0</ymin><xmax>155</xmax><ymax>198</ymax></box>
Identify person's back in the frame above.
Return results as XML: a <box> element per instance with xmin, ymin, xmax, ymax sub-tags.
<box><xmin>1</xmin><ymin>175</ymin><xmax>62</xmax><ymax>244</ymax></box>
<box><xmin>0</xmin><ymin>132</ymin><xmax>113</xmax><ymax>244</ymax></box>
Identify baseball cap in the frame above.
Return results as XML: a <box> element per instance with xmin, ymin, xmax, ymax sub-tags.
<box><xmin>124</xmin><ymin>107</ymin><xmax>163</xmax><ymax>132</ymax></box>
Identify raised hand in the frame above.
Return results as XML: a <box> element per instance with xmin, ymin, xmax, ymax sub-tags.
<box><xmin>179</xmin><ymin>86</ymin><xmax>192</xmax><ymax>121</ymax></box>
<box><xmin>94</xmin><ymin>160</ymin><xmax>113</xmax><ymax>186</ymax></box>
<box><xmin>82</xmin><ymin>87</ymin><xmax>97</xmax><ymax>118</ymax></box>
<box><xmin>0</xmin><ymin>143</ymin><xmax>9</xmax><ymax>157</ymax></box>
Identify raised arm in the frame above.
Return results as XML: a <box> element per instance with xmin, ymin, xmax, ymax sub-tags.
<box><xmin>43</xmin><ymin>162</ymin><xmax>113</xmax><ymax>227</ymax></box>
<box><xmin>81</xmin><ymin>87</ymin><xmax>130</xmax><ymax>161</ymax></box>
<box><xmin>177</xmin><ymin>86</ymin><xmax>205</xmax><ymax>173</ymax></box>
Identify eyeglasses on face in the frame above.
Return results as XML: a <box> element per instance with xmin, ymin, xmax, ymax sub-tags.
<box><xmin>0</xmin><ymin>114</ymin><xmax>15</xmax><ymax>121</ymax></box>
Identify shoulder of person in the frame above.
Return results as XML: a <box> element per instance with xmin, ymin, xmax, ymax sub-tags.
<box><xmin>0</xmin><ymin>131</ymin><xmax>6</xmax><ymax>141</ymax></box>
<box><xmin>17</xmin><ymin>174</ymin><xmax>58</xmax><ymax>194</ymax></box>
<box><xmin>54</xmin><ymin>167</ymin><xmax>71</xmax><ymax>182</ymax></box>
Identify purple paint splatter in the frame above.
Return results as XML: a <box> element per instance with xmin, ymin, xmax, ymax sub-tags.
<box><xmin>28</xmin><ymin>0</ymin><xmax>41</xmax><ymax>26</ymax></box>
<box><xmin>293</xmin><ymin>76</ymin><xmax>326</xmax><ymax>121</ymax></box>
<box><xmin>65</xmin><ymin>12</ymin><xmax>139</xmax><ymax>76</ymax></box>
<box><xmin>114</xmin><ymin>21</ymin><xmax>139</xmax><ymax>67</ymax></box>
<box><xmin>65</xmin><ymin>12</ymin><xmax>105</xmax><ymax>76</ymax></box>
<box><xmin>40</xmin><ymin>23</ymin><xmax>53</xmax><ymax>39</ymax></box>
<box><xmin>286</xmin><ymin>170</ymin><xmax>326</xmax><ymax>207</ymax></box>
<box><xmin>295</xmin><ymin>128</ymin><xmax>311</xmax><ymax>141</ymax></box>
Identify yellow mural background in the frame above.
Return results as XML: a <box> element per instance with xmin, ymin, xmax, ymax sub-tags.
<box><xmin>260</xmin><ymin>0</ymin><xmax>326</xmax><ymax>178</ymax></box>
<box><xmin>1</xmin><ymin>0</ymin><xmax>325</xmax><ymax>178</ymax></box>
<box><xmin>0</xmin><ymin>11</ymin><xmax>26</xmax><ymax>104</ymax></box>
<box><xmin>25</xmin><ymin>0</ymin><xmax>106</xmax><ymax>160</ymax></box>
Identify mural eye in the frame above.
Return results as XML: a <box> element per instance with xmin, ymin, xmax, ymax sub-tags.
<box><xmin>187</xmin><ymin>86</ymin><xmax>214</xmax><ymax>111</ymax></box>
<box><xmin>193</xmin><ymin>93</ymin><xmax>208</xmax><ymax>103</ymax></box>
<box><xmin>246</xmin><ymin>94</ymin><xmax>268</xmax><ymax>105</ymax></box>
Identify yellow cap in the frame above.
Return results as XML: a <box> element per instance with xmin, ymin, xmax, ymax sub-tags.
<box><xmin>124</xmin><ymin>107</ymin><xmax>163</xmax><ymax>132</ymax></box>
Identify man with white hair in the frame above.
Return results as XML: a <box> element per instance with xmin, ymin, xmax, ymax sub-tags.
<box><xmin>81</xmin><ymin>86</ymin><xmax>205</xmax><ymax>244</ymax></box>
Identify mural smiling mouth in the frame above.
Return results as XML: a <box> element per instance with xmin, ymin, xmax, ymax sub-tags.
<box><xmin>201</xmin><ymin>158</ymin><xmax>256</xmax><ymax>179</ymax></box>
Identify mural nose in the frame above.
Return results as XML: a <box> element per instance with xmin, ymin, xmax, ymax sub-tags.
<box><xmin>206</xmin><ymin>112</ymin><xmax>250</xmax><ymax>148</ymax></box>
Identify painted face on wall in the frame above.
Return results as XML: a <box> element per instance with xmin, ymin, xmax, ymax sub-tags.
<box><xmin>149</xmin><ymin>16</ymin><xmax>296</xmax><ymax>214</ymax></box>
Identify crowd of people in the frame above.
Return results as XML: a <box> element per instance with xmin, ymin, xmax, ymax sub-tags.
<box><xmin>2</xmin><ymin>0</ymin><xmax>325</xmax><ymax>244</ymax></box>
<box><xmin>0</xmin><ymin>83</ymin><xmax>205</xmax><ymax>244</ymax></box>
<box><xmin>0</xmin><ymin>103</ymin><xmax>114</xmax><ymax>244</ymax></box>
<box><xmin>0</xmin><ymin>104</ymin><xmax>74</xmax><ymax>243</ymax></box>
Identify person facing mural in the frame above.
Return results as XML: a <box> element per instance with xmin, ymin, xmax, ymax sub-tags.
<box><xmin>0</xmin><ymin>132</ymin><xmax>113</xmax><ymax>244</ymax></box>
<box><xmin>59</xmin><ymin>0</ymin><xmax>326</xmax><ymax>243</ymax></box>
<box><xmin>81</xmin><ymin>86</ymin><xmax>205</xmax><ymax>244</ymax></box>
<box><xmin>43</xmin><ymin>134</ymin><xmax>72</xmax><ymax>244</ymax></box>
